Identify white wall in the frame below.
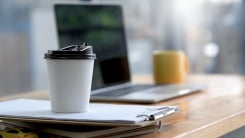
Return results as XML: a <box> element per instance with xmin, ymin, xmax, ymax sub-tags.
<box><xmin>30</xmin><ymin>5</ymin><xmax>58</xmax><ymax>90</ymax></box>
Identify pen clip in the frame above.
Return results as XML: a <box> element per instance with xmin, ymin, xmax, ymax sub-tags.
<box><xmin>137</xmin><ymin>106</ymin><xmax>178</xmax><ymax>121</ymax></box>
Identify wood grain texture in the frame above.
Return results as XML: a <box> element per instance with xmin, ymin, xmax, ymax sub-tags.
<box><xmin>1</xmin><ymin>74</ymin><xmax>245</xmax><ymax>138</ymax></box>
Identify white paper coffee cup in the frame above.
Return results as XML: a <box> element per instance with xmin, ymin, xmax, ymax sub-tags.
<box><xmin>44</xmin><ymin>44</ymin><xmax>96</xmax><ymax>113</ymax></box>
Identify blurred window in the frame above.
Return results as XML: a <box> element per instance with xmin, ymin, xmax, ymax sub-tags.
<box><xmin>0</xmin><ymin>0</ymin><xmax>245</xmax><ymax>96</ymax></box>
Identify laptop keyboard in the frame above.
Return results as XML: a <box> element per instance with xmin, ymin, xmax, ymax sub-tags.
<box><xmin>92</xmin><ymin>85</ymin><xmax>155</xmax><ymax>97</ymax></box>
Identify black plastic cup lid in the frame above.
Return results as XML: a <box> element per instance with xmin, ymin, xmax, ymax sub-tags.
<box><xmin>44</xmin><ymin>44</ymin><xmax>96</xmax><ymax>60</ymax></box>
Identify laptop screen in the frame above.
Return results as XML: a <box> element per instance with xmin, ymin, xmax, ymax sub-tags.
<box><xmin>54</xmin><ymin>4</ymin><xmax>130</xmax><ymax>90</ymax></box>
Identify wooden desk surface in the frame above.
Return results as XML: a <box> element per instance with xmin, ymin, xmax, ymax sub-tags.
<box><xmin>1</xmin><ymin>74</ymin><xmax>245</xmax><ymax>138</ymax></box>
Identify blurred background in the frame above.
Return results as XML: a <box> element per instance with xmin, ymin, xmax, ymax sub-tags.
<box><xmin>0</xmin><ymin>0</ymin><xmax>245</xmax><ymax>96</ymax></box>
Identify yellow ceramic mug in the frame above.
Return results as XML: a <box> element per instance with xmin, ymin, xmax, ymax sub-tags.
<box><xmin>153</xmin><ymin>51</ymin><xmax>189</xmax><ymax>84</ymax></box>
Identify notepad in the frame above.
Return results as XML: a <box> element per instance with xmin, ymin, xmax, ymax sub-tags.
<box><xmin>3</xmin><ymin>120</ymin><xmax>161</xmax><ymax>138</ymax></box>
<box><xmin>0</xmin><ymin>99</ymin><xmax>179</xmax><ymax>126</ymax></box>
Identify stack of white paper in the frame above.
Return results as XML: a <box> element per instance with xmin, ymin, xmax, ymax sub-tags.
<box><xmin>0</xmin><ymin>99</ymin><xmax>179</xmax><ymax>126</ymax></box>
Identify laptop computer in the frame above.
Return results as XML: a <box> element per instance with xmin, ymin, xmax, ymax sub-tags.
<box><xmin>53</xmin><ymin>2</ymin><xmax>204</xmax><ymax>104</ymax></box>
